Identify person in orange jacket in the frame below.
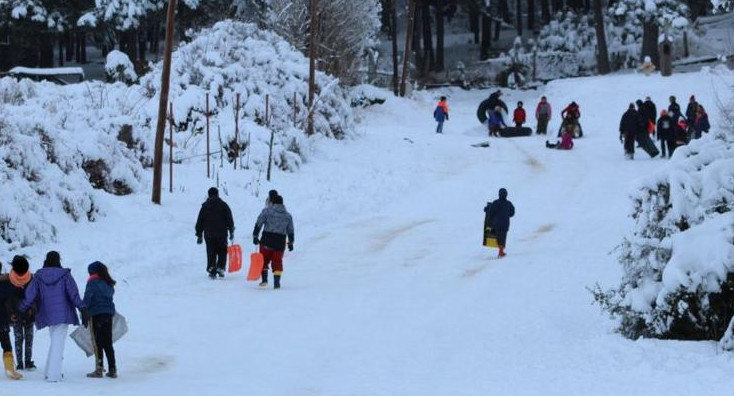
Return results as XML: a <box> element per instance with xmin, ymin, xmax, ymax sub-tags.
<box><xmin>513</xmin><ymin>101</ymin><xmax>526</xmax><ymax>129</ymax></box>
<box><xmin>433</xmin><ymin>96</ymin><xmax>449</xmax><ymax>134</ymax></box>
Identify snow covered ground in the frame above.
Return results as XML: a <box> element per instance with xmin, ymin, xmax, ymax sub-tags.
<box><xmin>5</xmin><ymin>66</ymin><xmax>734</xmax><ymax>395</ymax></box>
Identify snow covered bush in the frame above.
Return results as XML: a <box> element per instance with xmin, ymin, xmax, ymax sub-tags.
<box><xmin>594</xmin><ymin>108</ymin><xmax>734</xmax><ymax>343</ymax></box>
<box><xmin>105</xmin><ymin>50</ymin><xmax>138</xmax><ymax>84</ymax></box>
<box><xmin>0</xmin><ymin>77</ymin><xmax>145</xmax><ymax>250</ymax></box>
<box><xmin>139</xmin><ymin>20</ymin><xmax>354</xmax><ymax>171</ymax></box>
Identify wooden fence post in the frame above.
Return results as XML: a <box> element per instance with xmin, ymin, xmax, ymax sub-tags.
<box><xmin>234</xmin><ymin>93</ymin><xmax>240</xmax><ymax>170</ymax></box>
<box><xmin>206</xmin><ymin>92</ymin><xmax>210</xmax><ymax>179</ymax></box>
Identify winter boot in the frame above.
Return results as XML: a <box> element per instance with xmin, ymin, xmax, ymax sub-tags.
<box><xmin>3</xmin><ymin>352</ymin><xmax>22</xmax><ymax>380</ymax></box>
<box><xmin>274</xmin><ymin>275</ymin><xmax>281</xmax><ymax>290</ymax></box>
<box><xmin>545</xmin><ymin>140</ymin><xmax>551</xmax><ymax>148</ymax></box>
<box><xmin>24</xmin><ymin>361</ymin><xmax>36</xmax><ymax>371</ymax></box>
<box><xmin>259</xmin><ymin>270</ymin><xmax>268</xmax><ymax>288</ymax></box>
<box><xmin>87</xmin><ymin>356</ymin><xmax>104</xmax><ymax>378</ymax></box>
<box><xmin>106</xmin><ymin>367</ymin><xmax>118</xmax><ymax>379</ymax></box>
<box><xmin>498</xmin><ymin>245</ymin><xmax>506</xmax><ymax>258</ymax></box>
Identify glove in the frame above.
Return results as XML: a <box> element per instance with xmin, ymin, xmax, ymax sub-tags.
<box><xmin>229</xmin><ymin>230</ymin><xmax>235</xmax><ymax>242</ymax></box>
<box><xmin>197</xmin><ymin>235</ymin><xmax>203</xmax><ymax>245</ymax></box>
<box><xmin>80</xmin><ymin>307</ymin><xmax>90</xmax><ymax>328</ymax></box>
<box><xmin>288</xmin><ymin>242</ymin><xmax>294</xmax><ymax>252</ymax></box>
<box><xmin>253</xmin><ymin>236</ymin><xmax>260</xmax><ymax>245</ymax></box>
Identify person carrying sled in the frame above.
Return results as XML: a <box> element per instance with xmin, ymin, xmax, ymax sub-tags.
<box><xmin>83</xmin><ymin>262</ymin><xmax>117</xmax><ymax>379</ymax></box>
<box><xmin>195</xmin><ymin>187</ymin><xmax>235</xmax><ymax>279</ymax></box>
<box><xmin>560</xmin><ymin>101</ymin><xmax>581</xmax><ymax>137</ymax></box>
<box><xmin>7</xmin><ymin>256</ymin><xmax>36</xmax><ymax>372</ymax></box>
<box><xmin>691</xmin><ymin>104</ymin><xmax>710</xmax><ymax>140</ymax></box>
<box><xmin>434</xmin><ymin>96</ymin><xmax>449</xmax><ymax>134</ymax></box>
<box><xmin>477</xmin><ymin>90</ymin><xmax>508</xmax><ymax>125</ymax></box>
<box><xmin>253</xmin><ymin>194</ymin><xmax>294</xmax><ymax>290</ymax></box>
<box><xmin>19</xmin><ymin>251</ymin><xmax>88</xmax><ymax>383</ymax></box>
<box><xmin>546</xmin><ymin>128</ymin><xmax>574</xmax><ymax>150</ymax></box>
<box><xmin>488</xmin><ymin>106</ymin><xmax>506</xmax><ymax>137</ymax></box>
<box><xmin>513</xmin><ymin>101</ymin><xmax>526</xmax><ymax>129</ymax></box>
<box><xmin>484</xmin><ymin>188</ymin><xmax>515</xmax><ymax>258</ymax></box>
<box><xmin>657</xmin><ymin>110</ymin><xmax>675</xmax><ymax>159</ymax></box>
<box><xmin>619</xmin><ymin>103</ymin><xmax>642</xmax><ymax>160</ymax></box>
<box><xmin>642</xmin><ymin>96</ymin><xmax>657</xmax><ymax>135</ymax></box>
<box><xmin>0</xmin><ymin>261</ymin><xmax>22</xmax><ymax>380</ymax></box>
<box><xmin>535</xmin><ymin>96</ymin><xmax>552</xmax><ymax>135</ymax></box>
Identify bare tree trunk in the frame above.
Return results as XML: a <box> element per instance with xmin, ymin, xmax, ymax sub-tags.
<box><xmin>421</xmin><ymin>0</ymin><xmax>434</xmax><ymax>73</ymax></box>
<box><xmin>593</xmin><ymin>0</ymin><xmax>610</xmax><ymax>74</ymax></box>
<box><xmin>480</xmin><ymin>14</ymin><xmax>492</xmax><ymax>60</ymax></box>
<box><xmin>412</xmin><ymin>2</ymin><xmax>424</xmax><ymax>74</ymax></box>
<box><xmin>307</xmin><ymin>0</ymin><xmax>318</xmax><ymax>135</ymax></box>
<box><xmin>540</xmin><ymin>0</ymin><xmax>551</xmax><ymax>24</ymax></box>
<box><xmin>469</xmin><ymin>2</ymin><xmax>480</xmax><ymax>44</ymax></box>
<box><xmin>528</xmin><ymin>0</ymin><xmax>536</xmax><ymax>34</ymax></box>
<box><xmin>400</xmin><ymin>0</ymin><xmax>417</xmax><ymax>96</ymax></box>
<box><xmin>516</xmin><ymin>0</ymin><xmax>523</xmax><ymax>36</ymax></box>
<box><xmin>66</xmin><ymin>32</ymin><xmax>74</xmax><ymax>62</ymax></box>
<box><xmin>153</xmin><ymin>0</ymin><xmax>178</xmax><ymax>205</ymax></box>
<box><xmin>435</xmin><ymin>0</ymin><xmax>445</xmax><ymax>72</ymax></box>
<box><xmin>39</xmin><ymin>33</ymin><xmax>54</xmax><ymax>67</ymax></box>
<box><xmin>58</xmin><ymin>35</ymin><xmax>64</xmax><ymax>67</ymax></box>
<box><xmin>552</xmin><ymin>0</ymin><xmax>564</xmax><ymax>12</ymax></box>
<box><xmin>80</xmin><ymin>31</ymin><xmax>87</xmax><ymax>63</ymax></box>
<box><xmin>391</xmin><ymin>0</ymin><xmax>399</xmax><ymax>96</ymax></box>
<box><xmin>641</xmin><ymin>20</ymin><xmax>659</xmax><ymax>67</ymax></box>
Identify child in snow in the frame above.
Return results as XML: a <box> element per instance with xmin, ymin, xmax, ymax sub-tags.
<box><xmin>513</xmin><ymin>101</ymin><xmax>526</xmax><ymax>129</ymax></box>
<box><xmin>674</xmin><ymin>118</ymin><xmax>689</xmax><ymax>151</ymax></box>
<box><xmin>535</xmin><ymin>96</ymin><xmax>552</xmax><ymax>135</ymax></box>
<box><xmin>545</xmin><ymin>128</ymin><xmax>574</xmax><ymax>150</ymax></box>
<box><xmin>488</xmin><ymin>106</ymin><xmax>506</xmax><ymax>137</ymax></box>
<box><xmin>19</xmin><ymin>251</ymin><xmax>88</xmax><ymax>383</ymax></box>
<box><xmin>83</xmin><ymin>261</ymin><xmax>117</xmax><ymax>379</ymax></box>
<box><xmin>433</xmin><ymin>96</ymin><xmax>449</xmax><ymax>134</ymax></box>
<box><xmin>485</xmin><ymin>188</ymin><xmax>515</xmax><ymax>258</ymax></box>
<box><xmin>640</xmin><ymin>56</ymin><xmax>656</xmax><ymax>76</ymax></box>
<box><xmin>253</xmin><ymin>194</ymin><xmax>295</xmax><ymax>290</ymax></box>
<box><xmin>1</xmin><ymin>260</ymin><xmax>22</xmax><ymax>380</ymax></box>
<box><xmin>7</xmin><ymin>256</ymin><xmax>36</xmax><ymax>372</ymax></box>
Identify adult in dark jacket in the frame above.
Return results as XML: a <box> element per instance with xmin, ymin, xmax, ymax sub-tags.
<box><xmin>657</xmin><ymin>110</ymin><xmax>675</xmax><ymax>159</ymax></box>
<box><xmin>685</xmin><ymin>95</ymin><xmax>699</xmax><ymax>122</ymax></box>
<box><xmin>0</xmin><ymin>261</ymin><xmax>22</xmax><ymax>379</ymax></box>
<box><xmin>485</xmin><ymin>188</ymin><xmax>515</xmax><ymax>258</ymax></box>
<box><xmin>7</xmin><ymin>255</ymin><xmax>36</xmax><ymax>372</ymax></box>
<box><xmin>253</xmin><ymin>195</ymin><xmax>294</xmax><ymax>289</ymax></box>
<box><xmin>642</xmin><ymin>96</ymin><xmax>657</xmax><ymax>133</ymax></box>
<box><xmin>692</xmin><ymin>104</ymin><xmax>710</xmax><ymax>139</ymax></box>
<box><xmin>19</xmin><ymin>251</ymin><xmax>87</xmax><ymax>383</ymax></box>
<box><xmin>619</xmin><ymin>104</ymin><xmax>642</xmax><ymax>159</ymax></box>
<box><xmin>83</xmin><ymin>261</ymin><xmax>117</xmax><ymax>379</ymax></box>
<box><xmin>668</xmin><ymin>95</ymin><xmax>681</xmax><ymax>120</ymax></box>
<box><xmin>195</xmin><ymin>187</ymin><xmax>235</xmax><ymax>278</ymax></box>
<box><xmin>477</xmin><ymin>90</ymin><xmax>508</xmax><ymax>124</ymax></box>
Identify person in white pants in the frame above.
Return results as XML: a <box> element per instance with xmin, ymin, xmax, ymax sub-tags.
<box><xmin>19</xmin><ymin>251</ymin><xmax>88</xmax><ymax>382</ymax></box>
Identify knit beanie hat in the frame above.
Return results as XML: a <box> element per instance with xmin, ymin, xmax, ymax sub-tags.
<box><xmin>43</xmin><ymin>251</ymin><xmax>61</xmax><ymax>268</ymax></box>
<box><xmin>88</xmin><ymin>261</ymin><xmax>103</xmax><ymax>275</ymax></box>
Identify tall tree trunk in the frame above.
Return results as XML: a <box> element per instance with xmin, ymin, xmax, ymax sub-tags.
<box><xmin>593</xmin><ymin>0</ymin><xmax>610</xmax><ymax>74</ymax></box>
<box><xmin>391</xmin><ymin>0</ymin><xmax>399</xmax><ymax>96</ymax></box>
<box><xmin>412</xmin><ymin>2</ymin><xmax>424</xmax><ymax>74</ymax></box>
<box><xmin>58</xmin><ymin>35</ymin><xmax>64</xmax><ymax>67</ymax></box>
<box><xmin>436</xmin><ymin>0</ymin><xmax>444</xmax><ymax>72</ymax></box>
<box><xmin>39</xmin><ymin>33</ymin><xmax>54</xmax><ymax>67</ymax></box>
<box><xmin>584</xmin><ymin>0</ymin><xmax>590</xmax><ymax>12</ymax></box>
<box><xmin>138</xmin><ymin>23</ymin><xmax>147</xmax><ymax>62</ymax></box>
<box><xmin>641</xmin><ymin>20</ymin><xmax>659</xmax><ymax>67</ymax></box>
<box><xmin>469</xmin><ymin>2</ymin><xmax>480</xmax><ymax>44</ymax></box>
<box><xmin>307</xmin><ymin>0</ymin><xmax>318</xmax><ymax>135</ymax></box>
<box><xmin>421</xmin><ymin>0</ymin><xmax>434</xmax><ymax>73</ymax></box>
<box><xmin>516</xmin><ymin>0</ymin><xmax>523</xmax><ymax>36</ymax></box>
<box><xmin>400</xmin><ymin>0</ymin><xmax>417</xmax><ymax>96</ymax></box>
<box><xmin>528</xmin><ymin>0</ymin><xmax>536</xmax><ymax>34</ymax></box>
<box><xmin>80</xmin><ymin>31</ymin><xmax>87</xmax><ymax>63</ymax></box>
<box><xmin>540</xmin><ymin>0</ymin><xmax>551</xmax><ymax>23</ymax></box>
<box><xmin>66</xmin><ymin>32</ymin><xmax>74</xmax><ymax>62</ymax></box>
<box><xmin>552</xmin><ymin>0</ymin><xmax>564</xmax><ymax>12</ymax></box>
<box><xmin>480</xmin><ymin>14</ymin><xmax>492</xmax><ymax>60</ymax></box>
<box><xmin>380</xmin><ymin>0</ymin><xmax>391</xmax><ymax>32</ymax></box>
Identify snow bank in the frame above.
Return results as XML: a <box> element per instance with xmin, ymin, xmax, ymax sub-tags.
<box><xmin>105</xmin><ymin>50</ymin><xmax>138</xmax><ymax>84</ymax></box>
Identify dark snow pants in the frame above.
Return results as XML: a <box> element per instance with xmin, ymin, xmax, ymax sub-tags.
<box><xmin>495</xmin><ymin>230</ymin><xmax>508</xmax><ymax>247</ymax></box>
<box><xmin>660</xmin><ymin>138</ymin><xmax>675</xmax><ymax>158</ymax></box>
<box><xmin>91</xmin><ymin>314</ymin><xmax>116</xmax><ymax>371</ymax></box>
<box><xmin>623</xmin><ymin>132</ymin><xmax>635</xmax><ymax>156</ymax></box>
<box><xmin>0</xmin><ymin>328</ymin><xmax>11</xmax><ymax>353</ymax></box>
<box><xmin>537</xmin><ymin>115</ymin><xmax>549</xmax><ymax>134</ymax></box>
<box><xmin>205</xmin><ymin>235</ymin><xmax>228</xmax><ymax>273</ymax></box>
<box><xmin>12</xmin><ymin>319</ymin><xmax>33</xmax><ymax>364</ymax></box>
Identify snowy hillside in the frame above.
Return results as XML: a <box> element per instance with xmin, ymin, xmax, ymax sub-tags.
<box><xmin>4</xmin><ymin>66</ymin><xmax>734</xmax><ymax>395</ymax></box>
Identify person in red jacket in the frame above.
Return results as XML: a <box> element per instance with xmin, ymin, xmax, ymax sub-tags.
<box><xmin>513</xmin><ymin>101</ymin><xmax>526</xmax><ymax>129</ymax></box>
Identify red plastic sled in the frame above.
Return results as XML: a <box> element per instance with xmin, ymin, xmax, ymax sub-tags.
<box><xmin>247</xmin><ymin>252</ymin><xmax>264</xmax><ymax>281</ymax></box>
<box><xmin>227</xmin><ymin>244</ymin><xmax>243</xmax><ymax>273</ymax></box>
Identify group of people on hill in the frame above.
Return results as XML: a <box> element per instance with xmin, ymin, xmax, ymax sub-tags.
<box><xmin>195</xmin><ymin>187</ymin><xmax>295</xmax><ymax>289</ymax></box>
<box><xmin>0</xmin><ymin>252</ymin><xmax>117</xmax><ymax>382</ymax></box>
<box><xmin>619</xmin><ymin>95</ymin><xmax>709</xmax><ymax>160</ymax></box>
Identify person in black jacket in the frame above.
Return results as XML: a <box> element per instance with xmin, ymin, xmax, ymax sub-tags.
<box><xmin>657</xmin><ymin>110</ymin><xmax>675</xmax><ymax>158</ymax></box>
<box><xmin>0</xmin><ymin>261</ymin><xmax>22</xmax><ymax>380</ymax></box>
<box><xmin>195</xmin><ymin>188</ymin><xmax>235</xmax><ymax>279</ymax></box>
<box><xmin>642</xmin><ymin>96</ymin><xmax>657</xmax><ymax>134</ymax></box>
<box><xmin>685</xmin><ymin>95</ymin><xmax>699</xmax><ymax>122</ymax></box>
<box><xmin>619</xmin><ymin>103</ymin><xmax>642</xmax><ymax>159</ymax></box>
<box><xmin>485</xmin><ymin>188</ymin><xmax>515</xmax><ymax>258</ymax></box>
<box><xmin>477</xmin><ymin>90</ymin><xmax>508</xmax><ymax>124</ymax></box>
<box><xmin>668</xmin><ymin>95</ymin><xmax>681</xmax><ymax>120</ymax></box>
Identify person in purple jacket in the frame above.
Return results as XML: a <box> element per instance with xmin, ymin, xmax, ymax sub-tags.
<box><xmin>19</xmin><ymin>251</ymin><xmax>88</xmax><ymax>382</ymax></box>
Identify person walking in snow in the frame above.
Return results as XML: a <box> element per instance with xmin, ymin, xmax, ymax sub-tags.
<box><xmin>7</xmin><ymin>256</ymin><xmax>36</xmax><ymax>372</ymax></box>
<box><xmin>485</xmin><ymin>188</ymin><xmax>515</xmax><ymax>258</ymax></box>
<box><xmin>488</xmin><ymin>106</ymin><xmax>506</xmax><ymax>137</ymax></box>
<box><xmin>691</xmin><ymin>104</ymin><xmax>710</xmax><ymax>140</ymax></box>
<box><xmin>668</xmin><ymin>96</ymin><xmax>681</xmax><ymax>120</ymax></box>
<box><xmin>433</xmin><ymin>96</ymin><xmax>449</xmax><ymax>134</ymax></box>
<box><xmin>642</xmin><ymin>96</ymin><xmax>657</xmax><ymax>135</ymax></box>
<box><xmin>685</xmin><ymin>95</ymin><xmax>699</xmax><ymax>123</ymax></box>
<box><xmin>619</xmin><ymin>103</ymin><xmax>642</xmax><ymax>160</ymax></box>
<box><xmin>19</xmin><ymin>251</ymin><xmax>88</xmax><ymax>383</ymax></box>
<box><xmin>0</xmin><ymin>261</ymin><xmax>22</xmax><ymax>380</ymax></box>
<box><xmin>83</xmin><ymin>262</ymin><xmax>117</xmax><ymax>379</ymax></box>
<box><xmin>657</xmin><ymin>110</ymin><xmax>675</xmax><ymax>159</ymax></box>
<box><xmin>265</xmin><ymin>189</ymin><xmax>279</xmax><ymax>208</ymax></box>
<box><xmin>513</xmin><ymin>101</ymin><xmax>526</xmax><ymax>129</ymax></box>
<box><xmin>195</xmin><ymin>187</ymin><xmax>235</xmax><ymax>279</ymax></box>
<box><xmin>253</xmin><ymin>194</ymin><xmax>294</xmax><ymax>290</ymax></box>
<box><xmin>535</xmin><ymin>96</ymin><xmax>552</xmax><ymax>135</ymax></box>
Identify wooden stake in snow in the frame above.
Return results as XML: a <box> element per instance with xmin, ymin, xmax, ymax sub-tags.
<box><xmin>234</xmin><ymin>93</ymin><xmax>240</xmax><ymax>170</ymax></box>
<box><xmin>266</xmin><ymin>94</ymin><xmax>274</xmax><ymax>182</ymax></box>
<box><xmin>206</xmin><ymin>92</ymin><xmax>211</xmax><ymax>179</ymax></box>
<box><xmin>152</xmin><ymin>0</ymin><xmax>177</xmax><ymax>204</ymax></box>
<box><xmin>293</xmin><ymin>91</ymin><xmax>297</xmax><ymax>127</ymax></box>
<box><xmin>169</xmin><ymin>102</ymin><xmax>174</xmax><ymax>193</ymax></box>
<box><xmin>307</xmin><ymin>0</ymin><xmax>318</xmax><ymax>136</ymax></box>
